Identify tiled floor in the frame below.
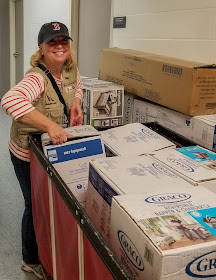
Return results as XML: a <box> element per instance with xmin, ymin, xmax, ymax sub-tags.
<box><xmin>0</xmin><ymin>109</ymin><xmax>38</xmax><ymax>280</ymax></box>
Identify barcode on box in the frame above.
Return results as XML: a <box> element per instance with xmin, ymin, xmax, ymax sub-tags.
<box><xmin>206</xmin><ymin>103</ymin><xmax>216</xmax><ymax>108</ymax></box>
<box><xmin>144</xmin><ymin>245</ymin><xmax>154</xmax><ymax>266</ymax></box>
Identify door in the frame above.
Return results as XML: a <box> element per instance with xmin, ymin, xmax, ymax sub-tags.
<box><xmin>10</xmin><ymin>0</ymin><xmax>24</xmax><ymax>87</ymax></box>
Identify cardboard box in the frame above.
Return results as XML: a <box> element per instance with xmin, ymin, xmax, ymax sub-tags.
<box><xmin>41</xmin><ymin>125</ymin><xmax>101</xmax><ymax>147</ymax></box>
<box><xmin>133</xmin><ymin>98</ymin><xmax>158</xmax><ymax>124</ymax></box>
<box><xmin>100</xmin><ymin>123</ymin><xmax>176</xmax><ymax>157</ymax></box>
<box><xmin>173</xmin><ymin>146</ymin><xmax>216</xmax><ymax>169</ymax></box>
<box><xmin>81</xmin><ymin>77</ymin><xmax>124</xmax><ymax>128</ymax></box>
<box><xmin>110</xmin><ymin>187</ymin><xmax>216</xmax><ymax>280</ymax></box>
<box><xmin>85</xmin><ymin>155</ymin><xmax>194</xmax><ymax>243</ymax></box>
<box><xmin>187</xmin><ymin>115</ymin><xmax>216</xmax><ymax>152</ymax></box>
<box><xmin>42</xmin><ymin>126</ymin><xmax>106</xmax><ymax>207</ymax></box>
<box><xmin>150</xmin><ymin>146</ymin><xmax>216</xmax><ymax>187</ymax></box>
<box><xmin>133</xmin><ymin>98</ymin><xmax>216</xmax><ymax>151</ymax></box>
<box><xmin>170</xmin><ymin>146</ymin><xmax>216</xmax><ymax>194</ymax></box>
<box><xmin>99</xmin><ymin>48</ymin><xmax>216</xmax><ymax>116</ymax></box>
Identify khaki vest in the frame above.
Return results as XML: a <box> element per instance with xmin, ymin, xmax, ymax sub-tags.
<box><xmin>10</xmin><ymin>63</ymin><xmax>77</xmax><ymax>149</ymax></box>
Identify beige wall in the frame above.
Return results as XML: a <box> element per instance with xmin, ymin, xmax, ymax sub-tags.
<box><xmin>111</xmin><ymin>0</ymin><xmax>216</xmax><ymax>64</ymax></box>
<box><xmin>0</xmin><ymin>0</ymin><xmax>10</xmax><ymax>98</ymax></box>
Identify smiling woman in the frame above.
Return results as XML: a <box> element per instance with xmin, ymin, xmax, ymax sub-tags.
<box><xmin>40</xmin><ymin>36</ymin><xmax>71</xmax><ymax>78</ymax></box>
<box><xmin>0</xmin><ymin>21</ymin><xmax>84</xmax><ymax>279</ymax></box>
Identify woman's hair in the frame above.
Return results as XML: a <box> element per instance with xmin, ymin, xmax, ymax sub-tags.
<box><xmin>30</xmin><ymin>48</ymin><xmax>77</xmax><ymax>70</ymax></box>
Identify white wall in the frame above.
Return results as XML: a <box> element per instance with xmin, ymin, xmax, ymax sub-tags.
<box><xmin>23</xmin><ymin>0</ymin><xmax>71</xmax><ymax>72</ymax></box>
<box><xmin>78</xmin><ymin>0</ymin><xmax>111</xmax><ymax>77</ymax></box>
<box><xmin>111</xmin><ymin>0</ymin><xmax>216</xmax><ymax>64</ymax></box>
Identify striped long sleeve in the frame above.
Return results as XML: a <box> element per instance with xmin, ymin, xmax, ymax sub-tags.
<box><xmin>1</xmin><ymin>72</ymin><xmax>45</xmax><ymax>119</ymax></box>
<box><xmin>1</xmin><ymin>68</ymin><xmax>84</xmax><ymax>161</ymax></box>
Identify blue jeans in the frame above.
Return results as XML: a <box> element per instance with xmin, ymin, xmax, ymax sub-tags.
<box><xmin>10</xmin><ymin>151</ymin><xmax>39</xmax><ymax>264</ymax></box>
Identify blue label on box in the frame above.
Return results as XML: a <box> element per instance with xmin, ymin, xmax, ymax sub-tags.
<box><xmin>46</xmin><ymin>138</ymin><xmax>103</xmax><ymax>163</ymax></box>
<box><xmin>89</xmin><ymin>164</ymin><xmax>118</xmax><ymax>206</ymax></box>
<box><xmin>189</xmin><ymin>208</ymin><xmax>216</xmax><ymax>237</ymax></box>
<box><xmin>176</xmin><ymin>146</ymin><xmax>216</xmax><ymax>162</ymax></box>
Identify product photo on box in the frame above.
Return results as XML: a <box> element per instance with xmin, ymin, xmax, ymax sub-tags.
<box><xmin>81</xmin><ymin>77</ymin><xmax>124</xmax><ymax>128</ymax></box>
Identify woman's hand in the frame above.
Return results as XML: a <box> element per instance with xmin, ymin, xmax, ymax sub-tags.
<box><xmin>70</xmin><ymin>97</ymin><xmax>83</xmax><ymax>127</ymax></box>
<box><xmin>18</xmin><ymin>108</ymin><xmax>71</xmax><ymax>145</ymax></box>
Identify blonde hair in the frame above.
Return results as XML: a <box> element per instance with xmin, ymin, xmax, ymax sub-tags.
<box><xmin>30</xmin><ymin>48</ymin><xmax>77</xmax><ymax>70</ymax></box>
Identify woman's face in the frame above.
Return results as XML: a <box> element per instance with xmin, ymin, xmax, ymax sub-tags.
<box><xmin>40</xmin><ymin>36</ymin><xmax>70</xmax><ymax>67</ymax></box>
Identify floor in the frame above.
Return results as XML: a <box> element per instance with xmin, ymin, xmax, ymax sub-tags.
<box><xmin>0</xmin><ymin>108</ymin><xmax>38</xmax><ymax>280</ymax></box>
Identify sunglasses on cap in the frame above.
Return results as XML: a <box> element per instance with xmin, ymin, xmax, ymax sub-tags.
<box><xmin>47</xmin><ymin>37</ymin><xmax>70</xmax><ymax>45</ymax></box>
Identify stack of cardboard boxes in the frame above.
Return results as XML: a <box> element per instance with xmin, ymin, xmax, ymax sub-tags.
<box><xmin>85</xmin><ymin>151</ymin><xmax>216</xmax><ymax>279</ymax></box>
<box><xmin>85</xmin><ymin>125</ymin><xmax>216</xmax><ymax>279</ymax></box>
<box><xmin>83</xmin><ymin>48</ymin><xmax>216</xmax><ymax>279</ymax></box>
<box><xmin>99</xmin><ymin>48</ymin><xmax>216</xmax><ymax>152</ymax></box>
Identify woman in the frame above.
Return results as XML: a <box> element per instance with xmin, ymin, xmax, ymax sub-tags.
<box><xmin>1</xmin><ymin>22</ymin><xmax>83</xmax><ymax>278</ymax></box>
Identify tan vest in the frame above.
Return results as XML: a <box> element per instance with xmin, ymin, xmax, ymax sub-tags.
<box><xmin>10</xmin><ymin>63</ymin><xmax>77</xmax><ymax>149</ymax></box>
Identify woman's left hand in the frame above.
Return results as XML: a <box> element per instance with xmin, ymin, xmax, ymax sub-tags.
<box><xmin>70</xmin><ymin>98</ymin><xmax>83</xmax><ymax>127</ymax></box>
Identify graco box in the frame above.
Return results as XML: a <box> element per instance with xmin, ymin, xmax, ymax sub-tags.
<box><xmin>85</xmin><ymin>155</ymin><xmax>194</xmax><ymax>243</ymax></box>
<box><xmin>133</xmin><ymin>98</ymin><xmax>216</xmax><ymax>152</ymax></box>
<box><xmin>150</xmin><ymin>146</ymin><xmax>216</xmax><ymax>188</ymax></box>
<box><xmin>110</xmin><ymin>187</ymin><xmax>216</xmax><ymax>280</ymax></box>
<box><xmin>100</xmin><ymin>123</ymin><xmax>176</xmax><ymax>157</ymax></box>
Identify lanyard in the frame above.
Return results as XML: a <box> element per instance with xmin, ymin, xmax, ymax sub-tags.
<box><xmin>37</xmin><ymin>63</ymin><xmax>68</xmax><ymax>125</ymax></box>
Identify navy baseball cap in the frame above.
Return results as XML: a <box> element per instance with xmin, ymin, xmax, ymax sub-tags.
<box><xmin>38</xmin><ymin>22</ymin><xmax>73</xmax><ymax>46</ymax></box>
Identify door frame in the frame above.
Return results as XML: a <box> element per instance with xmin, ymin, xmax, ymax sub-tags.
<box><xmin>109</xmin><ymin>0</ymin><xmax>114</xmax><ymax>47</ymax></box>
<box><xmin>9</xmin><ymin>0</ymin><xmax>16</xmax><ymax>87</ymax></box>
<box><xmin>71</xmin><ymin>0</ymin><xmax>79</xmax><ymax>61</ymax></box>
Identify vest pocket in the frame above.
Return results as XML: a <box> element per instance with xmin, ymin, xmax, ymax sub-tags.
<box><xmin>18</xmin><ymin>127</ymin><xmax>41</xmax><ymax>149</ymax></box>
<box><xmin>46</xmin><ymin>106</ymin><xmax>64</xmax><ymax>124</ymax></box>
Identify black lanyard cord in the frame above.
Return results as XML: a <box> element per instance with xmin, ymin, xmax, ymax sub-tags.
<box><xmin>37</xmin><ymin>63</ymin><xmax>68</xmax><ymax>119</ymax></box>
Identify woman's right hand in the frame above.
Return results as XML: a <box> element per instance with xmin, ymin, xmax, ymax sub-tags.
<box><xmin>17</xmin><ymin>108</ymin><xmax>72</xmax><ymax>145</ymax></box>
<box><xmin>47</xmin><ymin>122</ymin><xmax>72</xmax><ymax>145</ymax></box>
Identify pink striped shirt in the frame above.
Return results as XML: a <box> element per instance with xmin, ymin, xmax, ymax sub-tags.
<box><xmin>1</xmin><ymin>69</ymin><xmax>84</xmax><ymax>162</ymax></box>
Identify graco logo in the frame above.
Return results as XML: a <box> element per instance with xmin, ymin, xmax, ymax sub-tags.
<box><xmin>141</xmin><ymin>129</ymin><xmax>159</xmax><ymax>139</ymax></box>
<box><xmin>167</xmin><ymin>158</ymin><xmax>194</xmax><ymax>172</ymax></box>
<box><xmin>145</xmin><ymin>193</ymin><xmax>191</xmax><ymax>204</ymax></box>
<box><xmin>118</xmin><ymin>231</ymin><xmax>144</xmax><ymax>271</ymax></box>
<box><xmin>186</xmin><ymin>250</ymin><xmax>216</xmax><ymax>278</ymax></box>
<box><xmin>152</xmin><ymin>163</ymin><xmax>177</xmax><ymax>178</ymax></box>
<box><xmin>77</xmin><ymin>184</ymin><xmax>82</xmax><ymax>190</ymax></box>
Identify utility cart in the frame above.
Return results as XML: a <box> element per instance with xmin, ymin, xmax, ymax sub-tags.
<box><xmin>29</xmin><ymin>123</ymin><xmax>197</xmax><ymax>280</ymax></box>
